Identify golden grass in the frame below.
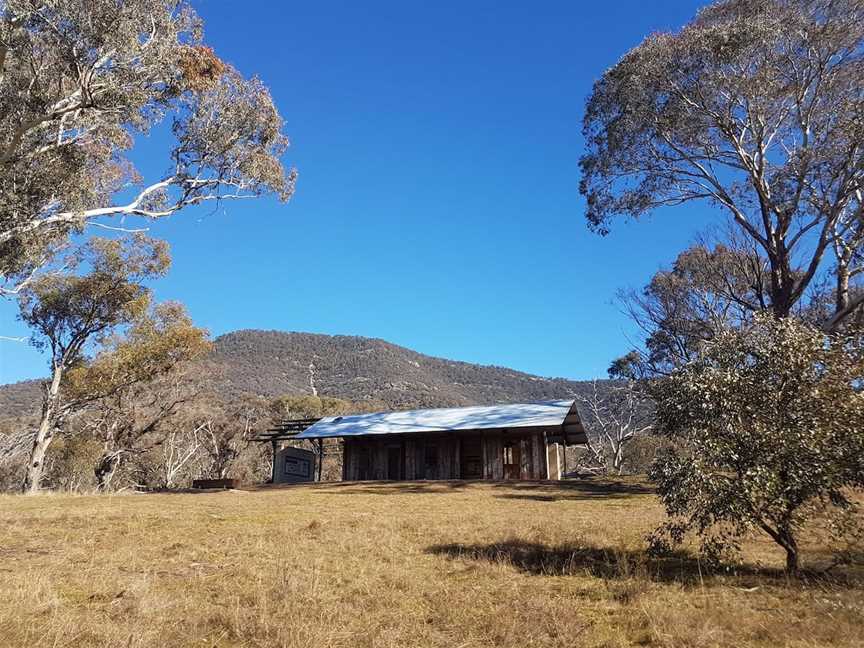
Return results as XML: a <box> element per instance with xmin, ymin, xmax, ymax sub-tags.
<box><xmin>0</xmin><ymin>478</ymin><xmax>862</xmax><ymax>648</ymax></box>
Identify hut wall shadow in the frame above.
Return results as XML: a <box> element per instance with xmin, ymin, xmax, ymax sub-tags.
<box><xmin>259</xmin><ymin>477</ymin><xmax>656</xmax><ymax>499</ymax></box>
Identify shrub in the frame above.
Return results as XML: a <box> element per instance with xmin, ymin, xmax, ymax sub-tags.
<box><xmin>648</xmin><ymin>316</ymin><xmax>864</xmax><ymax>572</ymax></box>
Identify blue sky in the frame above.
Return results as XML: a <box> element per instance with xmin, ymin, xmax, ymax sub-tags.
<box><xmin>0</xmin><ymin>0</ymin><xmax>714</xmax><ymax>385</ymax></box>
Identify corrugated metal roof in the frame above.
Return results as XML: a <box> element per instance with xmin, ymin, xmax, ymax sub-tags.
<box><xmin>294</xmin><ymin>400</ymin><xmax>576</xmax><ymax>439</ymax></box>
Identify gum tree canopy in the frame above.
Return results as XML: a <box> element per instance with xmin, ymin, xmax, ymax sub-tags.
<box><xmin>0</xmin><ymin>0</ymin><xmax>296</xmax><ymax>293</ymax></box>
<box><xmin>580</xmin><ymin>0</ymin><xmax>864</xmax><ymax>327</ymax></box>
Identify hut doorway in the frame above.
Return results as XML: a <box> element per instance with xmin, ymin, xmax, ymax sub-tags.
<box><xmin>503</xmin><ymin>441</ymin><xmax>521</xmax><ymax>480</ymax></box>
<box><xmin>460</xmin><ymin>437</ymin><xmax>482</xmax><ymax>479</ymax></box>
<box><xmin>386</xmin><ymin>445</ymin><xmax>403</xmax><ymax>480</ymax></box>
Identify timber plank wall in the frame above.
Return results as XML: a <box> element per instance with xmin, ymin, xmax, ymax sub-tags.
<box><xmin>342</xmin><ymin>430</ymin><xmax>549</xmax><ymax>481</ymax></box>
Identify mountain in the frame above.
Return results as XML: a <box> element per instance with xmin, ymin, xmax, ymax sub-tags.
<box><xmin>0</xmin><ymin>330</ymin><xmax>599</xmax><ymax>418</ymax></box>
<box><xmin>0</xmin><ymin>379</ymin><xmax>43</xmax><ymax>419</ymax></box>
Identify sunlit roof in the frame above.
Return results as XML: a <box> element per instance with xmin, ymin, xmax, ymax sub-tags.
<box><xmin>294</xmin><ymin>400</ymin><xmax>577</xmax><ymax>439</ymax></box>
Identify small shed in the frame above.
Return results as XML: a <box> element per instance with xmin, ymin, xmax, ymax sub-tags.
<box><xmin>289</xmin><ymin>400</ymin><xmax>586</xmax><ymax>482</ymax></box>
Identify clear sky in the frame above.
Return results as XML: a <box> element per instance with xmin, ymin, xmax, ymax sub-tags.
<box><xmin>0</xmin><ymin>0</ymin><xmax>715</xmax><ymax>385</ymax></box>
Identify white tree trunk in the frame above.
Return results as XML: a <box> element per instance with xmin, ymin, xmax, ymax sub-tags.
<box><xmin>22</xmin><ymin>366</ymin><xmax>63</xmax><ymax>493</ymax></box>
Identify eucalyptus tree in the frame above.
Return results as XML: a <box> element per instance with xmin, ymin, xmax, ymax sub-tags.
<box><xmin>581</xmin><ymin>0</ymin><xmax>864</xmax><ymax>328</ymax></box>
<box><xmin>0</xmin><ymin>0</ymin><xmax>295</xmax><ymax>293</ymax></box>
<box><xmin>17</xmin><ymin>235</ymin><xmax>207</xmax><ymax>492</ymax></box>
<box><xmin>583</xmin><ymin>0</ymin><xmax>864</xmax><ymax>572</ymax></box>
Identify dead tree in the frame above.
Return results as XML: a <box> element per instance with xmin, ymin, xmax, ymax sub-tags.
<box><xmin>574</xmin><ymin>381</ymin><xmax>653</xmax><ymax>474</ymax></box>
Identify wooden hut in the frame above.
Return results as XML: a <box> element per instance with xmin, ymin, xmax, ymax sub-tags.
<box><xmin>290</xmin><ymin>400</ymin><xmax>586</xmax><ymax>482</ymax></box>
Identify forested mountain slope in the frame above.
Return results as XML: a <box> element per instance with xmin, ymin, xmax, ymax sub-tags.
<box><xmin>1</xmin><ymin>330</ymin><xmax>597</xmax><ymax>417</ymax></box>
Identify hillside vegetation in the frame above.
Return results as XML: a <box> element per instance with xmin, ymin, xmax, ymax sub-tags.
<box><xmin>211</xmin><ymin>330</ymin><xmax>594</xmax><ymax>406</ymax></box>
<box><xmin>0</xmin><ymin>330</ymin><xmax>598</xmax><ymax>418</ymax></box>
<box><xmin>1</xmin><ymin>478</ymin><xmax>861</xmax><ymax>648</ymax></box>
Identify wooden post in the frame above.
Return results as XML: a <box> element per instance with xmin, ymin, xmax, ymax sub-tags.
<box><xmin>453</xmin><ymin>435</ymin><xmax>460</xmax><ymax>480</ymax></box>
<box><xmin>318</xmin><ymin>438</ymin><xmax>324</xmax><ymax>481</ymax></box>
<box><xmin>562</xmin><ymin>438</ymin><xmax>568</xmax><ymax>480</ymax></box>
<box><xmin>341</xmin><ymin>439</ymin><xmax>349</xmax><ymax>481</ymax></box>
<box><xmin>270</xmin><ymin>440</ymin><xmax>278</xmax><ymax>483</ymax></box>
<box><xmin>543</xmin><ymin>431</ymin><xmax>549</xmax><ymax>480</ymax></box>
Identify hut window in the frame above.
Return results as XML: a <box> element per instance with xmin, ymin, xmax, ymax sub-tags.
<box><xmin>503</xmin><ymin>444</ymin><xmax>514</xmax><ymax>465</ymax></box>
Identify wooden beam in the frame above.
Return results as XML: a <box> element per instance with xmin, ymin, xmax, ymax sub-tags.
<box><xmin>253</xmin><ymin>417</ymin><xmax>322</xmax><ymax>442</ymax></box>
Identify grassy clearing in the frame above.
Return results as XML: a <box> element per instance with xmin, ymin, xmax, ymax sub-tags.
<box><xmin>0</xmin><ymin>478</ymin><xmax>862</xmax><ymax>647</ymax></box>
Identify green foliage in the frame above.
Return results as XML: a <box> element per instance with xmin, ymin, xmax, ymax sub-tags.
<box><xmin>18</xmin><ymin>234</ymin><xmax>170</xmax><ymax>367</ymax></box>
<box><xmin>608</xmin><ymin>352</ymin><xmax>642</xmax><ymax>381</ymax></box>
<box><xmin>648</xmin><ymin>316</ymin><xmax>864</xmax><ymax>571</ymax></box>
<box><xmin>0</xmin><ymin>1</ymin><xmax>295</xmax><ymax>292</ymax></box>
<box><xmin>65</xmin><ymin>300</ymin><xmax>211</xmax><ymax>403</ymax></box>
<box><xmin>617</xmin><ymin>435</ymin><xmax>666</xmax><ymax>476</ymax></box>
<box><xmin>269</xmin><ymin>393</ymin><xmax>384</xmax><ymax>420</ymax></box>
<box><xmin>1</xmin><ymin>329</ymin><xmax>614</xmax><ymax>421</ymax></box>
<box><xmin>46</xmin><ymin>435</ymin><xmax>103</xmax><ymax>492</ymax></box>
<box><xmin>68</xmin><ymin>303</ymin><xmax>210</xmax><ymax>490</ymax></box>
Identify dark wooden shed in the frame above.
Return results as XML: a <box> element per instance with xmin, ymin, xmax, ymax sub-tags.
<box><xmin>291</xmin><ymin>400</ymin><xmax>586</xmax><ymax>482</ymax></box>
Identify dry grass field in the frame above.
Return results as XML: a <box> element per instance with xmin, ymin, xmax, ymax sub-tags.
<box><xmin>1</xmin><ymin>478</ymin><xmax>862</xmax><ymax>648</ymax></box>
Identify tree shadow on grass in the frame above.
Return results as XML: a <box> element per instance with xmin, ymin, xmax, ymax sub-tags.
<box><xmin>427</xmin><ymin>539</ymin><xmax>706</xmax><ymax>584</ymax></box>
<box><xmin>425</xmin><ymin>539</ymin><xmax>859</xmax><ymax>588</ymax></box>
<box><xmin>492</xmin><ymin>479</ymin><xmax>654</xmax><ymax>502</ymax></box>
